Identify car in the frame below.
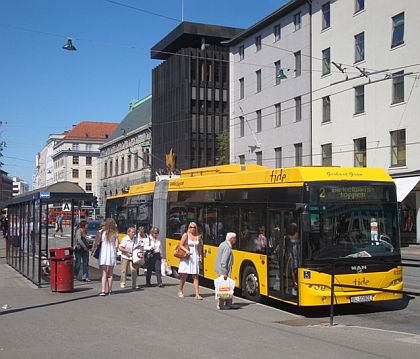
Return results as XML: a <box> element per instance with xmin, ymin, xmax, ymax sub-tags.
<box><xmin>86</xmin><ymin>220</ymin><xmax>102</xmax><ymax>249</ymax></box>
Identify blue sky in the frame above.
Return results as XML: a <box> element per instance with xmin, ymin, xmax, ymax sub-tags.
<box><xmin>0</xmin><ymin>0</ymin><xmax>286</xmax><ymax>186</ymax></box>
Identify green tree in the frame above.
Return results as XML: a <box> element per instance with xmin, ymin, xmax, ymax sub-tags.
<box><xmin>216</xmin><ymin>129</ymin><xmax>229</xmax><ymax>165</ymax></box>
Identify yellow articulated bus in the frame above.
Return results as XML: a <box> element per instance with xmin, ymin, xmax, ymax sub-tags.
<box><xmin>106</xmin><ymin>164</ymin><xmax>403</xmax><ymax>306</ymax></box>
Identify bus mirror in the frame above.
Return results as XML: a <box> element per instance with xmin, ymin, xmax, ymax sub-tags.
<box><xmin>296</xmin><ymin>203</ymin><xmax>306</xmax><ymax>211</ymax></box>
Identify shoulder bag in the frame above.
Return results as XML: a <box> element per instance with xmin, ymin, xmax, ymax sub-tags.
<box><xmin>173</xmin><ymin>243</ymin><xmax>189</xmax><ymax>259</ymax></box>
<box><xmin>93</xmin><ymin>240</ymin><xmax>102</xmax><ymax>259</ymax></box>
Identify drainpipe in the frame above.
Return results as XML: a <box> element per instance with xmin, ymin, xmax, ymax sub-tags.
<box><xmin>308</xmin><ymin>0</ymin><xmax>313</xmax><ymax>166</ymax></box>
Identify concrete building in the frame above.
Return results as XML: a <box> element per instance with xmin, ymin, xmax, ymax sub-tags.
<box><xmin>311</xmin><ymin>0</ymin><xmax>420</xmax><ymax>243</ymax></box>
<box><xmin>33</xmin><ymin>134</ymin><xmax>64</xmax><ymax>189</ymax></box>
<box><xmin>12</xmin><ymin>176</ymin><xmax>29</xmax><ymax>197</ymax></box>
<box><xmin>151</xmin><ymin>22</ymin><xmax>243</xmax><ymax>174</ymax></box>
<box><xmin>52</xmin><ymin>122</ymin><xmax>118</xmax><ymax>202</ymax></box>
<box><xmin>99</xmin><ymin>95</ymin><xmax>152</xmax><ymax>213</ymax></box>
<box><xmin>227</xmin><ymin>0</ymin><xmax>311</xmax><ymax>168</ymax></box>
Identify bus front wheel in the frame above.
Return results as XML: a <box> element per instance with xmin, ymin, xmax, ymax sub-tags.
<box><xmin>241</xmin><ymin>266</ymin><xmax>261</xmax><ymax>302</ymax></box>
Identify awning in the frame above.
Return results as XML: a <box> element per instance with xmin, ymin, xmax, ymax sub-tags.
<box><xmin>393</xmin><ymin>176</ymin><xmax>420</xmax><ymax>202</ymax></box>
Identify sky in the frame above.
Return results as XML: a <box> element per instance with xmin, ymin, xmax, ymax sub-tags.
<box><xmin>0</xmin><ymin>0</ymin><xmax>288</xmax><ymax>187</ymax></box>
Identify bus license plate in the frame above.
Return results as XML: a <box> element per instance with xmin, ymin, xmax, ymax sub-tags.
<box><xmin>350</xmin><ymin>295</ymin><xmax>372</xmax><ymax>303</ymax></box>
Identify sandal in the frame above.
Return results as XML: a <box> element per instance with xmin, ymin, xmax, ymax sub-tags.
<box><xmin>178</xmin><ymin>291</ymin><xmax>184</xmax><ymax>298</ymax></box>
<box><xmin>99</xmin><ymin>292</ymin><xmax>106</xmax><ymax>296</ymax></box>
<box><xmin>195</xmin><ymin>295</ymin><xmax>203</xmax><ymax>300</ymax></box>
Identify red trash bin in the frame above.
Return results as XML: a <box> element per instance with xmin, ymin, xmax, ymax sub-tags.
<box><xmin>49</xmin><ymin>247</ymin><xmax>74</xmax><ymax>292</ymax></box>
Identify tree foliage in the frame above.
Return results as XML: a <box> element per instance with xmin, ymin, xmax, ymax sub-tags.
<box><xmin>216</xmin><ymin>129</ymin><xmax>229</xmax><ymax>165</ymax></box>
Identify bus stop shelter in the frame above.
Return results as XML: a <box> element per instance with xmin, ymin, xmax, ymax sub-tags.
<box><xmin>5</xmin><ymin>182</ymin><xmax>93</xmax><ymax>287</ymax></box>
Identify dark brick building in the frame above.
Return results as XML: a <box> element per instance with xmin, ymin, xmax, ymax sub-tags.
<box><xmin>150</xmin><ymin>22</ymin><xmax>243</xmax><ymax>174</ymax></box>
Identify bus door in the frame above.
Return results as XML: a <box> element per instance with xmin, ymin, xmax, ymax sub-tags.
<box><xmin>267</xmin><ymin>210</ymin><xmax>300</xmax><ymax>300</ymax></box>
<box><xmin>267</xmin><ymin>210</ymin><xmax>284</xmax><ymax>296</ymax></box>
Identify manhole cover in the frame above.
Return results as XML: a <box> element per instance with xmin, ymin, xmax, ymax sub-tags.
<box><xmin>275</xmin><ymin>318</ymin><xmax>327</xmax><ymax>326</ymax></box>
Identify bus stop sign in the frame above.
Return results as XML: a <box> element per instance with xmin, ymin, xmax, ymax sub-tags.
<box><xmin>62</xmin><ymin>202</ymin><xmax>71</xmax><ymax>212</ymax></box>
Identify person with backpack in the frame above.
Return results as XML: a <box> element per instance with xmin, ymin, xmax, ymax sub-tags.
<box><xmin>73</xmin><ymin>220</ymin><xmax>91</xmax><ymax>281</ymax></box>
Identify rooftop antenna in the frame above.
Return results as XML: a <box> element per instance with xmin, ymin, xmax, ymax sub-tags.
<box><xmin>181</xmin><ymin>0</ymin><xmax>184</xmax><ymax>22</ymax></box>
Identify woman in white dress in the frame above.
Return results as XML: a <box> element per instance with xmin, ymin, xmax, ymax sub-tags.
<box><xmin>178</xmin><ymin>222</ymin><xmax>203</xmax><ymax>299</ymax></box>
<box><xmin>98</xmin><ymin>218</ymin><xmax>118</xmax><ymax>296</ymax></box>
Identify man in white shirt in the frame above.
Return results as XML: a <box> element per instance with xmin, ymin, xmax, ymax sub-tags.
<box><xmin>119</xmin><ymin>227</ymin><xmax>142</xmax><ymax>290</ymax></box>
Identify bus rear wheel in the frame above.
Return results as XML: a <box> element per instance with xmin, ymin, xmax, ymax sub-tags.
<box><xmin>241</xmin><ymin>266</ymin><xmax>261</xmax><ymax>302</ymax></box>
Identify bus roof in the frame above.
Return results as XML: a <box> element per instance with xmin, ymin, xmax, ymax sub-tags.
<box><xmin>168</xmin><ymin>165</ymin><xmax>393</xmax><ymax>192</ymax></box>
<box><xmin>108</xmin><ymin>165</ymin><xmax>393</xmax><ymax>198</ymax></box>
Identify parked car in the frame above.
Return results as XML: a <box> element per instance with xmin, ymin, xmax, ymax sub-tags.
<box><xmin>86</xmin><ymin>220</ymin><xmax>102</xmax><ymax>249</ymax></box>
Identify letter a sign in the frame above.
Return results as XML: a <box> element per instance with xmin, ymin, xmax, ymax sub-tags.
<box><xmin>62</xmin><ymin>202</ymin><xmax>71</xmax><ymax>212</ymax></box>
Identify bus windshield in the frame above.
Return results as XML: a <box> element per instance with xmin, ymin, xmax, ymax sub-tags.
<box><xmin>305</xmin><ymin>183</ymin><xmax>400</xmax><ymax>260</ymax></box>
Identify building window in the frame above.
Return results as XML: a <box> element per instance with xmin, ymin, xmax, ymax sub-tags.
<box><xmin>391</xmin><ymin>13</ymin><xmax>404</xmax><ymax>48</ymax></box>
<box><xmin>322</xmin><ymin>2</ymin><xmax>330</xmax><ymax>30</ymax></box>
<box><xmin>256</xmin><ymin>110</ymin><xmax>262</xmax><ymax>132</ymax></box>
<box><xmin>354</xmin><ymin>85</ymin><xmax>365</xmax><ymax>114</ymax></box>
<box><xmin>354</xmin><ymin>32</ymin><xmax>365</xmax><ymax>63</ymax></box>
<box><xmin>322</xmin><ymin>96</ymin><xmax>331</xmax><ymax>123</ymax></box>
<box><xmin>239</xmin><ymin>45</ymin><xmax>244</xmax><ymax>61</ymax></box>
<box><xmin>255</xmin><ymin>35</ymin><xmax>262</xmax><ymax>51</ymax></box>
<box><xmin>354</xmin><ymin>137</ymin><xmax>367</xmax><ymax>167</ymax></box>
<box><xmin>109</xmin><ymin>160</ymin><xmax>113</xmax><ymax>176</ymax></box>
<box><xmin>72</xmin><ymin>169</ymin><xmax>79</xmax><ymax>178</ymax></box>
<box><xmin>391</xmin><ymin>129</ymin><xmax>406</xmax><ymax>166</ymax></box>
<box><xmin>275</xmin><ymin>103</ymin><xmax>281</xmax><ymax>127</ymax></box>
<box><xmin>275</xmin><ymin>147</ymin><xmax>282</xmax><ymax>168</ymax></box>
<box><xmin>274</xmin><ymin>24</ymin><xmax>281</xmax><ymax>41</ymax></box>
<box><xmin>86</xmin><ymin>144</ymin><xmax>92</xmax><ymax>151</ymax></box>
<box><xmin>355</xmin><ymin>0</ymin><xmax>364</xmax><ymax>13</ymax></box>
<box><xmin>86</xmin><ymin>156</ymin><xmax>92</xmax><ymax>165</ymax></box>
<box><xmin>239</xmin><ymin>155</ymin><xmax>245</xmax><ymax>164</ymax></box>
<box><xmin>321</xmin><ymin>143</ymin><xmax>332</xmax><ymax>166</ymax></box>
<box><xmin>85</xmin><ymin>183</ymin><xmax>92</xmax><ymax>192</ymax></box>
<box><xmin>72</xmin><ymin>143</ymin><xmax>79</xmax><ymax>151</ymax></box>
<box><xmin>295</xmin><ymin>143</ymin><xmax>303</xmax><ymax>166</ymax></box>
<box><xmin>121</xmin><ymin>157</ymin><xmax>125</xmax><ymax>173</ymax></box>
<box><xmin>392</xmin><ymin>71</ymin><xmax>404</xmax><ymax>104</ymax></box>
<box><xmin>322</xmin><ymin>48</ymin><xmax>331</xmax><ymax>75</ymax></box>
<box><xmin>275</xmin><ymin>60</ymin><xmax>281</xmax><ymax>85</ymax></box>
<box><xmin>239</xmin><ymin>78</ymin><xmax>244</xmax><ymax>99</ymax></box>
<box><xmin>294</xmin><ymin>12</ymin><xmax>301</xmax><ymax>31</ymax></box>
<box><xmin>256</xmin><ymin>151</ymin><xmax>262</xmax><ymax>165</ymax></box>
<box><xmin>115</xmin><ymin>159</ymin><xmax>119</xmax><ymax>175</ymax></box>
<box><xmin>86</xmin><ymin>169</ymin><xmax>92</xmax><ymax>178</ymax></box>
<box><xmin>127</xmin><ymin>154</ymin><xmax>132</xmax><ymax>172</ymax></box>
<box><xmin>134</xmin><ymin>153</ymin><xmax>139</xmax><ymax>170</ymax></box>
<box><xmin>143</xmin><ymin>148</ymin><xmax>150</xmax><ymax>167</ymax></box>
<box><xmin>72</xmin><ymin>156</ymin><xmax>79</xmax><ymax>165</ymax></box>
<box><xmin>295</xmin><ymin>96</ymin><xmax>302</xmax><ymax>122</ymax></box>
<box><xmin>294</xmin><ymin>51</ymin><xmax>301</xmax><ymax>77</ymax></box>
<box><xmin>256</xmin><ymin>70</ymin><xmax>262</xmax><ymax>92</ymax></box>
<box><xmin>104</xmin><ymin>162</ymin><xmax>108</xmax><ymax>178</ymax></box>
<box><xmin>239</xmin><ymin>116</ymin><xmax>244</xmax><ymax>137</ymax></box>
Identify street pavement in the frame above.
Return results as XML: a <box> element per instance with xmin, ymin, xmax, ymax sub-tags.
<box><xmin>1</xmin><ymin>240</ymin><xmax>420</xmax><ymax>358</ymax></box>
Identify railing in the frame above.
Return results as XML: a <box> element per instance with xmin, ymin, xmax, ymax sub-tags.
<box><xmin>329</xmin><ymin>257</ymin><xmax>420</xmax><ymax>326</ymax></box>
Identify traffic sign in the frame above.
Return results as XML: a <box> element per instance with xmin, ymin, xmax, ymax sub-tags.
<box><xmin>62</xmin><ymin>202</ymin><xmax>71</xmax><ymax>212</ymax></box>
<box><xmin>40</xmin><ymin>192</ymin><xmax>50</xmax><ymax>199</ymax></box>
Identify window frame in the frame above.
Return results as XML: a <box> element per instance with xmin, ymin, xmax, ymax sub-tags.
<box><xmin>274</xmin><ymin>24</ymin><xmax>281</xmax><ymax>42</ymax></box>
<box><xmin>322</xmin><ymin>96</ymin><xmax>331</xmax><ymax>123</ymax></box>
<box><xmin>255</xmin><ymin>35</ymin><xmax>262</xmax><ymax>52</ymax></box>
<box><xmin>392</xmin><ymin>71</ymin><xmax>404</xmax><ymax>104</ymax></box>
<box><xmin>256</xmin><ymin>110</ymin><xmax>262</xmax><ymax>133</ymax></box>
<box><xmin>354</xmin><ymin>85</ymin><xmax>365</xmax><ymax>114</ymax></box>
<box><xmin>391</xmin><ymin>12</ymin><xmax>404</xmax><ymax>48</ymax></box>
<box><xmin>275</xmin><ymin>147</ymin><xmax>282</xmax><ymax>168</ymax></box>
<box><xmin>390</xmin><ymin>129</ymin><xmax>406</xmax><ymax>167</ymax></box>
<box><xmin>321</xmin><ymin>143</ymin><xmax>332</xmax><ymax>166</ymax></box>
<box><xmin>295</xmin><ymin>143</ymin><xmax>303</xmax><ymax>166</ymax></box>
<box><xmin>256</xmin><ymin>70</ymin><xmax>262</xmax><ymax>93</ymax></box>
<box><xmin>354</xmin><ymin>32</ymin><xmax>365</xmax><ymax>63</ymax></box>
<box><xmin>256</xmin><ymin>151</ymin><xmax>262</xmax><ymax>165</ymax></box>
<box><xmin>322</xmin><ymin>2</ymin><xmax>330</xmax><ymax>30</ymax></box>
<box><xmin>295</xmin><ymin>96</ymin><xmax>302</xmax><ymax>122</ymax></box>
<box><xmin>355</xmin><ymin>0</ymin><xmax>364</xmax><ymax>14</ymax></box>
<box><xmin>239</xmin><ymin>116</ymin><xmax>244</xmax><ymax>138</ymax></box>
<box><xmin>322</xmin><ymin>47</ymin><xmax>331</xmax><ymax>76</ymax></box>
<box><xmin>294</xmin><ymin>51</ymin><xmax>301</xmax><ymax>77</ymax></box>
<box><xmin>275</xmin><ymin>60</ymin><xmax>281</xmax><ymax>85</ymax></box>
<box><xmin>354</xmin><ymin>137</ymin><xmax>367</xmax><ymax>167</ymax></box>
<box><xmin>239</xmin><ymin>45</ymin><xmax>244</xmax><ymax>61</ymax></box>
<box><xmin>294</xmin><ymin>12</ymin><xmax>301</xmax><ymax>31</ymax></box>
<box><xmin>275</xmin><ymin>103</ymin><xmax>281</xmax><ymax>127</ymax></box>
<box><xmin>239</xmin><ymin>77</ymin><xmax>244</xmax><ymax>99</ymax></box>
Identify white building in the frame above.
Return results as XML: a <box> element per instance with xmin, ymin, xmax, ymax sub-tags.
<box><xmin>52</xmin><ymin>121</ymin><xmax>118</xmax><ymax>201</ymax></box>
<box><xmin>227</xmin><ymin>0</ymin><xmax>311</xmax><ymax>168</ymax></box>
<box><xmin>311</xmin><ymin>0</ymin><xmax>420</xmax><ymax>243</ymax></box>
<box><xmin>12</xmin><ymin>176</ymin><xmax>29</xmax><ymax>197</ymax></box>
<box><xmin>99</xmin><ymin>95</ymin><xmax>152</xmax><ymax>213</ymax></box>
<box><xmin>33</xmin><ymin>134</ymin><xmax>64</xmax><ymax>189</ymax></box>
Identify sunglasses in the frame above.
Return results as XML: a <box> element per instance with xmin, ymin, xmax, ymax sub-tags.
<box><xmin>189</xmin><ymin>226</ymin><xmax>196</xmax><ymax>229</ymax></box>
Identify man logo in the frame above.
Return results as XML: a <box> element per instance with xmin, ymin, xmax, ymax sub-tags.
<box><xmin>351</xmin><ymin>265</ymin><xmax>367</xmax><ymax>273</ymax></box>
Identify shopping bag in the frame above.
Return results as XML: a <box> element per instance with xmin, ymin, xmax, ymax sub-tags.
<box><xmin>214</xmin><ymin>275</ymin><xmax>235</xmax><ymax>300</ymax></box>
<box><xmin>160</xmin><ymin>259</ymin><xmax>172</xmax><ymax>277</ymax></box>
